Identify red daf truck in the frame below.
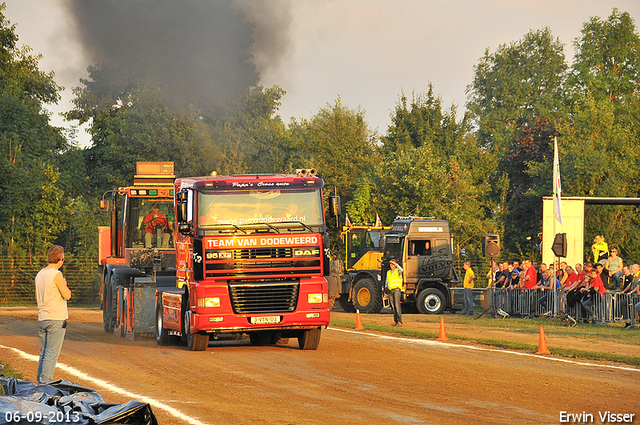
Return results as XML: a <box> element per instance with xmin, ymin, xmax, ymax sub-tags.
<box><xmin>100</xmin><ymin>163</ymin><xmax>332</xmax><ymax>351</ymax></box>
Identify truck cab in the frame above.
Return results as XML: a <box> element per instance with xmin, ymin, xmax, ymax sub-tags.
<box><xmin>382</xmin><ymin>216</ymin><xmax>460</xmax><ymax>314</ymax></box>
<box><xmin>158</xmin><ymin>170</ymin><xmax>332</xmax><ymax>350</ymax></box>
<box><xmin>330</xmin><ymin>224</ymin><xmax>390</xmax><ymax>313</ymax></box>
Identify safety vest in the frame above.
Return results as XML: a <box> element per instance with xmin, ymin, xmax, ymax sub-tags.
<box><xmin>592</xmin><ymin>241</ymin><xmax>608</xmax><ymax>262</ymax></box>
<box><xmin>386</xmin><ymin>268</ymin><xmax>403</xmax><ymax>290</ymax></box>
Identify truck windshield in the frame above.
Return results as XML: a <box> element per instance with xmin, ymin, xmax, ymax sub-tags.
<box><xmin>367</xmin><ymin>230</ymin><xmax>384</xmax><ymax>248</ymax></box>
<box><xmin>383</xmin><ymin>235</ymin><xmax>403</xmax><ymax>259</ymax></box>
<box><xmin>127</xmin><ymin>198</ymin><xmax>175</xmax><ymax>249</ymax></box>
<box><xmin>198</xmin><ymin>189</ymin><xmax>323</xmax><ymax>228</ymax></box>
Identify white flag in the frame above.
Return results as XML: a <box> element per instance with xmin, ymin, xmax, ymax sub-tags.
<box><xmin>345</xmin><ymin>214</ymin><xmax>352</xmax><ymax>227</ymax></box>
<box><xmin>553</xmin><ymin>136</ymin><xmax>563</xmax><ymax>225</ymax></box>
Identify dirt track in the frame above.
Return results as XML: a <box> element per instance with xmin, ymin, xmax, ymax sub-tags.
<box><xmin>1</xmin><ymin>307</ymin><xmax>638</xmax><ymax>425</ymax></box>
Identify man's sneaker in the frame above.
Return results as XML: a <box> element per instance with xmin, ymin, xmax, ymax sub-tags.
<box><xmin>624</xmin><ymin>322</ymin><xmax>633</xmax><ymax>329</ymax></box>
<box><xmin>396</xmin><ymin>322</ymin><xmax>403</xmax><ymax>327</ymax></box>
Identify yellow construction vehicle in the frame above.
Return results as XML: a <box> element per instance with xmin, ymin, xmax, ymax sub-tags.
<box><xmin>328</xmin><ymin>223</ymin><xmax>390</xmax><ymax>313</ymax></box>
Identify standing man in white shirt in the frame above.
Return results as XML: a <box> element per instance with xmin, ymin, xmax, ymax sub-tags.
<box><xmin>35</xmin><ymin>245</ymin><xmax>72</xmax><ymax>384</ymax></box>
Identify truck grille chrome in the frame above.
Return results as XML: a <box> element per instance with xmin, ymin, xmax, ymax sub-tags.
<box><xmin>228</xmin><ymin>281</ymin><xmax>299</xmax><ymax>314</ymax></box>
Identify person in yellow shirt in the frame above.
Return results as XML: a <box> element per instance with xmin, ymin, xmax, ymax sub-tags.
<box><xmin>591</xmin><ymin>235</ymin><xmax>609</xmax><ymax>266</ymax></box>
<box><xmin>463</xmin><ymin>261</ymin><xmax>475</xmax><ymax>315</ymax></box>
<box><xmin>385</xmin><ymin>259</ymin><xmax>404</xmax><ymax>327</ymax></box>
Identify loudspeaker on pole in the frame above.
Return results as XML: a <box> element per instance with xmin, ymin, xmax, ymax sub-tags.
<box><xmin>552</xmin><ymin>233</ymin><xmax>567</xmax><ymax>258</ymax></box>
<box><xmin>481</xmin><ymin>234</ymin><xmax>500</xmax><ymax>257</ymax></box>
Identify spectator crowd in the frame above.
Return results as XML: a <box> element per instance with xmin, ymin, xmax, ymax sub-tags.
<box><xmin>483</xmin><ymin>236</ymin><xmax>640</xmax><ymax>327</ymax></box>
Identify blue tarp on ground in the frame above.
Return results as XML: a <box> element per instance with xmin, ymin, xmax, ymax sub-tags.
<box><xmin>0</xmin><ymin>375</ymin><xmax>157</xmax><ymax>424</ymax></box>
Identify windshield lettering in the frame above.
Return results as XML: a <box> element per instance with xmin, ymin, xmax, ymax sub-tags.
<box><xmin>206</xmin><ymin>235</ymin><xmax>319</xmax><ymax>249</ymax></box>
<box><xmin>198</xmin><ymin>189</ymin><xmax>322</xmax><ymax>228</ymax></box>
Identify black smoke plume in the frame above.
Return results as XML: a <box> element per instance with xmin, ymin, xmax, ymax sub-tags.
<box><xmin>63</xmin><ymin>0</ymin><xmax>291</xmax><ymax>111</ymax></box>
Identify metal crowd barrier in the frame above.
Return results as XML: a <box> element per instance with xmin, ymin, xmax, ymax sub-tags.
<box><xmin>615</xmin><ymin>293</ymin><xmax>640</xmax><ymax>325</ymax></box>
<box><xmin>485</xmin><ymin>288</ymin><xmax>640</xmax><ymax>325</ymax></box>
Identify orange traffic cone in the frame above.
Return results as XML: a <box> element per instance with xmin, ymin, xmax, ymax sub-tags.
<box><xmin>536</xmin><ymin>326</ymin><xmax>550</xmax><ymax>355</ymax></box>
<box><xmin>437</xmin><ymin>316</ymin><xmax>449</xmax><ymax>341</ymax></box>
<box><xmin>355</xmin><ymin>309</ymin><xmax>364</xmax><ymax>330</ymax></box>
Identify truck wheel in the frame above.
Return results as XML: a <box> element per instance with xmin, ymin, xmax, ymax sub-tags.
<box><xmin>115</xmin><ymin>286</ymin><xmax>126</xmax><ymax>338</ymax></box>
<box><xmin>187</xmin><ymin>331</ymin><xmax>209</xmax><ymax>351</ymax></box>
<box><xmin>272</xmin><ymin>332</ymin><xmax>289</xmax><ymax>345</ymax></box>
<box><xmin>102</xmin><ymin>277</ymin><xmax>111</xmax><ymax>332</ymax></box>
<box><xmin>184</xmin><ymin>307</ymin><xmax>208</xmax><ymax>351</ymax></box>
<box><xmin>270</xmin><ymin>331</ymin><xmax>289</xmax><ymax>345</ymax></box>
<box><xmin>250</xmin><ymin>331</ymin><xmax>273</xmax><ymax>346</ymax></box>
<box><xmin>353</xmin><ymin>278</ymin><xmax>383</xmax><ymax>313</ymax></box>
<box><xmin>417</xmin><ymin>288</ymin><xmax>446</xmax><ymax>315</ymax></box>
<box><xmin>103</xmin><ymin>273</ymin><xmax>117</xmax><ymax>333</ymax></box>
<box><xmin>155</xmin><ymin>301</ymin><xmax>175</xmax><ymax>346</ymax></box>
<box><xmin>298</xmin><ymin>328</ymin><xmax>322</xmax><ymax>350</ymax></box>
<box><xmin>328</xmin><ymin>297</ymin><xmax>336</xmax><ymax>310</ymax></box>
<box><xmin>337</xmin><ymin>295</ymin><xmax>355</xmax><ymax>313</ymax></box>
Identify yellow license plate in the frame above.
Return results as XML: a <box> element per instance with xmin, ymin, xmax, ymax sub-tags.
<box><xmin>250</xmin><ymin>316</ymin><xmax>282</xmax><ymax>324</ymax></box>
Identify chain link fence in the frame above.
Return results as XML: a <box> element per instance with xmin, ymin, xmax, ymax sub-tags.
<box><xmin>0</xmin><ymin>255</ymin><xmax>101</xmax><ymax>307</ymax></box>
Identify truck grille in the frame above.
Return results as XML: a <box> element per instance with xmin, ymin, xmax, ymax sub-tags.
<box><xmin>231</xmin><ymin>247</ymin><xmax>294</xmax><ymax>259</ymax></box>
<box><xmin>228</xmin><ymin>281</ymin><xmax>299</xmax><ymax>314</ymax></box>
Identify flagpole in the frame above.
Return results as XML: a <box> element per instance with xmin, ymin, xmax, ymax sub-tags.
<box><xmin>552</xmin><ymin>136</ymin><xmax>562</xmax><ymax>280</ymax></box>
<box><xmin>553</xmin><ymin>137</ymin><xmax>557</xmax><ymax>275</ymax></box>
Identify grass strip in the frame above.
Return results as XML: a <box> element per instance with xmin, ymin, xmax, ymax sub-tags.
<box><xmin>330</xmin><ymin>319</ymin><xmax>640</xmax><ymax>367</ymax></box>
<box><xmin>0</xmin><ymin>360</ymin><xmax>23</xmax><ymax>379</ymax></box>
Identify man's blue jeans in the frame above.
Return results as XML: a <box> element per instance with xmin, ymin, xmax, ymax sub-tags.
<box><xmin>37</xmin><ymin>320</ymin><xmax>67</xmax><ymax>384</ymax></box>
<box><xmin>582</xmin><ymin>298</ymin><xmax>594</xmax><ymax>317</ymax></box>
<box><xmin>463</xmin><ymin>288</ymin><xmax>474</xmax><ymax>314</ymax></box>
<box><xmin>611</xmin><ymin>271</ymin><xmax>623</xmax><ymax>289</ymax></box>
<box><xmin>389</xmin><ymin>289</ymin><xmax>403</xmax><ymax>324</ymax></box>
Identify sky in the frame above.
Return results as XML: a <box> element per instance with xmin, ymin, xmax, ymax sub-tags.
<box><xmin>4</xmin><ymin>0</ymin><xmax>640</xmax><ymax>148</ymax></box>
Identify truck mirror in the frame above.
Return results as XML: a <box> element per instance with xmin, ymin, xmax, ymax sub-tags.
<box><xmin>176</xmin><ymin>189</ymin><xmax>188</xmax><ymax>223</ymax></box>
<box><xmin>329</xmin><ymin>196</ymin><xmax>341</xmax><ymax>218</ymax></box>
<box><xmin>177</xmin><ymin>202</ymin><xmax>187</xmax><ymax>223</ymax></box>
<box><xmin>178</xmin><ymin>223</ymin><xmax>193</xmax><ymax>236</ymax></box>
<box><xmin>99</xmin><ymin>199</ymin><xmax>110</xmax><ymax>212</ymax></box>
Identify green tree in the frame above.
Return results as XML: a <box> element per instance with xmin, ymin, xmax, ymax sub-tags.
<box><xmin>216</xmin><ymin>85</ymin><xmax>291</xmax><ymax>175</ymax></box>
<box><xmin>466</xmin><ymin>27</ymin><xmax>568</xmax><ymax>253</ymax></box>
<box><xmin>383</xmin><ymin>87</ymin><xmax>444</xmax><ymax>154</ymax></box>
<box><xmin>569</xmin><ymin>8</ymin><xmax>640</xmax><ymax>104</ymax></box>
<box><xmin>467</xmin><ymin>27</ymin><xmax>567</xmax><ymax>152</ymax></box>
<box><xmin>345</xmin><ymin>178</ymin><xmax>377</xmax><ymax>224</ymax></box>
<box><xmin>378</xmin><ymin>89</ymin><xmax>494</xmax><ymax>256</ymax></box>
<box><xmin>67</xmin><ymin>63</ymin><xmax>212</xmax><ymax>198</ymax></box>
<box><xmin>559</xmin><ymin>9</ymin><xmax>640</xmax><ymax>260</ymax></box>
<box><xmin>0</xmin><ymin>5</ymin><xmax>67</xmax><ymax>260</ymax></box>
<box><xmin>292</xmin><ymin>98</ymin><xmax>379</xmax><ymax>210</ymax></box>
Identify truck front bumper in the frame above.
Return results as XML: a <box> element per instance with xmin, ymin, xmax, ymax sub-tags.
<box><xmin>190</xmin><ymin>309</ymin><xmax>330</xmax><ymax>334</ymax></box>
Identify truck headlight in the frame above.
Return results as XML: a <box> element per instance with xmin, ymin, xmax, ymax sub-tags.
<box><xmin>198</xmin><ymin>297</ymin><xmax>221</xmax><ymax>308</ymax></box>
<box><xmin>308</xmin><ymin>293</ymin><xmax>324</xmax><ymax>304</ymax></box>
